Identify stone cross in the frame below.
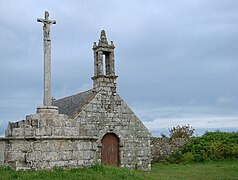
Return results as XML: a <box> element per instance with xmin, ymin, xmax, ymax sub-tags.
<box><xmin>37</xmin><ymin>11</ymin><xmax>56</xmax><ymax>106</ymax></box>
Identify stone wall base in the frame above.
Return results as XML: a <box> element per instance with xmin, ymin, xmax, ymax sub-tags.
<box><xmin>150</xmin><ymin>137</ymin><xmax>188</xmax><ymax>162</ymax></box>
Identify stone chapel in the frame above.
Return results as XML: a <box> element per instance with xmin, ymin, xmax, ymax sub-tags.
<box><xmin>0</xmin><ymin>12</ymin><xmax>151</xmax><ymax>171</ymax></box>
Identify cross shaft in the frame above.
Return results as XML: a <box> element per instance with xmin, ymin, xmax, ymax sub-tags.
<box><xmin>37</xmin><ymin>11</ymin><xmax>56</xmax><ymax>106</ymax></box>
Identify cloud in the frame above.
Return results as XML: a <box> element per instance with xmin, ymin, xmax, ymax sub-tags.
<box><xmin>216</xmin><ymin>96</ymin><xmax>236</xmax><ymax>106</ymax></box>
<box><xmin>132</xmin><ymin>105</ymin><xmax>238</xmax><ymax>131</ymax></box>
<box><xmin>144</xmin><ymin>115</ymin><xmax>238</xmax><ymax>131</ymax></box>
<box><xmin>0</xmin><ymin>1</ymin><xmax>238</xmax><ymax>136</ymax></box>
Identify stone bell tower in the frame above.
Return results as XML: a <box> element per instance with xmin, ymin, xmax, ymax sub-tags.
<box><xmin>92</xmin><ymin>30</ymin><xmax>118</xmax><ymax>93</ymax></box>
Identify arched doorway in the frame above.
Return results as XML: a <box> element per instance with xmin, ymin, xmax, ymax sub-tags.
<box><xmin>101</xmin><ymin>133</ymin><xmax>119</xmax><ymax>166</ymax></box>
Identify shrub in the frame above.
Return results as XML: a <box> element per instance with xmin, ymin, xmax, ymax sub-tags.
<box><xmin>182</xmin><ymin>152</ymin><xmax>195</xmax><ymax>162</ymax></box>
<box><xmin>170</xmin><ymin>131</ymin><xmax>238</xmax><ymax>163</ymax></box>
<box><xmin>169</xmin><ymin>124</ymin><xmax>194</xmax><ymax>139</ymax></box>
<box><xmin>160</xmin><ymin>133</ymin><xmax>167</xmax><ymax>138</ymax></box>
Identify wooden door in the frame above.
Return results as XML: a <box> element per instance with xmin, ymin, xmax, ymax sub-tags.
<box><xmin>101</xmin><ymin>133</ymin><xmax>119</xmax><ymax>166</ymax></box>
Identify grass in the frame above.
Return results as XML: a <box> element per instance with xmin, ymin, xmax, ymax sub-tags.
<box><xmin>0</xmin><ymin>160</ymin><xmax>238</xmax><ymax>179</ymax></box>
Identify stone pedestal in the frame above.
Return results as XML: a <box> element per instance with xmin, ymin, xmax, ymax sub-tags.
<box><xmin>37</xmin><ymin>106</ymin><xmax>59</xmax><ymax>114</ymax></box>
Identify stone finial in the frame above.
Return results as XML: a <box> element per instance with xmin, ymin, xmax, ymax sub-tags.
<box><xmin>51</xmin><ymin>97</ymin><xmax>56</xmax><ymax>102</ymax></box>
<box><xmin>99</xmin><ymin>30</ymin><xmax>108</xmax><ymax>45</ymax></box>
<box><xmin>93</xmin><ymin>42</ymin><xmax>97</xmax><ymax>48</ymax></box>
<box><xmin>110</xmin><ymin>41</ymin><xmax>115</xmax><ymax>48</ymax></box>
<box><xmin>100</xmin><ymin>30</ymin><xmax>106</xmax><ymax>37</ymax></box>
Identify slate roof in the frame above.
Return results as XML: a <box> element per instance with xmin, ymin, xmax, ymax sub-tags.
<box><xmin>52</xmin><ymin>89</ymin><xmax>95</xmax><ymax>118</ymax></box>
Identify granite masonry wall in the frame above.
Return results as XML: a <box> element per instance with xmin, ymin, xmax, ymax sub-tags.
<box><xmin>75</xmin><ymin>89</ymin><xmax>151</xmax><ymax>171</ymax></box>
<box><xmin>0</xmin><ymin>141</ymin><xmax>5</xmax><ymax>166</ymax></box>
<box><xmin>0</xmin><ymin>107</ymin><xmax>98</xmax><ymax>170</ymax></box>
<box><xmin>3</xmin><ymin>137</ymin><xmax>96</xmax><ymax>170</ymax></box>
<box><xmin>150</xmin><ymin>137</ymin><xmax>188</xmax><ymax>162</ymax></box>
<box><xmin>0</xmin><ymin>98</ymin><xmax>186</xmax><ymax>170</ymax></box>
<box><xmin>0</xmin><ymin>90</ymin><xmax>151</xmax><ymax>171</ymax></box>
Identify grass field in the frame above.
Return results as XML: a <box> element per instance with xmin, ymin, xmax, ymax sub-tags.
<box><xmin>0</xmin><ymin>160</ymin><xmax>237</xmax><ymax>179</ymax></box>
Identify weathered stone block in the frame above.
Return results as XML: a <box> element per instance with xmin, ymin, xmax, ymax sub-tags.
<box><xmin>0</xmin><ymin>141</ymin><xmax>5</xmax><ymax>166</ymax></box>
<box><xmin>33</xmin><ymin>142</ymin><xmax>44</xmax><ymax>151</ymax></box>
<box><xmin>68</xmin><ymin>160</ymin><xmax>77</xmax><ymax>166</ymax></box>
<box><xmin>81</xmin><ymin>151</ymin><xmax>92</xmax><ymax>160</ymax></box>
<box><xmin>12</xmin><ymin>128</ymin><xmax>24</xmax><ymax>137</ymax></box>
<box><xmin>59</xmin><ymin>151</ymin><xmax>72</xmax><ymax>160</ymax></box>
<box><xmin>42</xmin><ymin>151</ymin><xmax>58</xmax><ymax>161</ymax></box>
<box><xmin>64</xmin><ymin>127</ymin><xmax>78</xmax><ymax>136</ymax></box>
<box><xmin>24</xmin><ymin>128</ymin><xmax>35</xmax><ymax>136</ymax></box>
<box><xmin>49</xmin><ymin>161</ymin><xmax>68</xmax><ymax>168</ymax></box>
<box><xmin>72</xmin><ymin>150</ymin><xmax>84</xmax><ymax>159</ymax></box>
<box><xmin>59</xmin><ymin>141</ymin><xmax>75</xmax><ymax>151</ymax></box>
<box><xmin>35</xmin><ymin>127</ymin><xmax>52</xmax><ymax>136</ymax></box>
<box><xmin>11</xmin><ymin>142</ymin><xmax>31</xmax><ymax>152</ymax></box>
<box><xmin>6</xmin><ymin>151</ymin><xmax>25</xmax><ymax>162</ymax></box>
<box><xmin>31</xmin><ymin>119</ymin><xmax>39</xmax><ymax>127</ymax></box>
<box><xmin>53</xmin><ymin>127</ymin><xmax>63</xmax><ymax>136</ymax></box>
<box><xmin>77</xmin><ymin>141</ymin><xmax>92</xmax><ymax>151</ymax></box>
<box><xmin>77</xmin><ymin>159</ymin><xmax>84</xmax><ymax>166</ymax></box>
<box><xmin>27</xmin><ymin>151</ymin><xmax>42</xmax><ymax>161</ymax></box>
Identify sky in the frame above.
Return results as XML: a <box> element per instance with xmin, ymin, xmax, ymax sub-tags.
<box><xmin>0</xmin><ymin>0</ymin><xmax>237</xmax><ymax>136</ymax></box>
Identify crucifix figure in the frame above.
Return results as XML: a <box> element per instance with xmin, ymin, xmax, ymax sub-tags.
<box><xmin>37</xmin><ymin>11</ymin><xmax>56</xmax><ymax>106</ymax></box>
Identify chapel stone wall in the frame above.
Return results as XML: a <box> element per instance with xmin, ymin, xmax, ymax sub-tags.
<box><xmin>76</xmin><ymin>90</ymin><xmax>151</xmax><ymax>171</ymax></box>
<box><xmin>4</xmin><ymin>138</ymin><xmax>96</xmax><ymax>170</ymax></box>
<box><xmin>2</xmin><ymin>107</ymin><xmax>98</xmax><ymax>170</ymax></box>
<box><xmin>0</xmin><ymin>141</ymin><xmax>5</xmax><ymax>166</ymax></box>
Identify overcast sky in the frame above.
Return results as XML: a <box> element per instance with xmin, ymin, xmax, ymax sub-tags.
<box><xmin>0</xmin><ymin>0</ymin><xmax>237</xmax><ymax>136</ymax></box>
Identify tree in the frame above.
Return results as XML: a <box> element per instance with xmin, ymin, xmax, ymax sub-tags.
<box><xmin>169</xmin><ymin>124</ymin><xmax>194</xmax><ymax>139</ymax></box>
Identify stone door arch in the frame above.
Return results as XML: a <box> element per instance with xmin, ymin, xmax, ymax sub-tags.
<box><xmin>101</xmin><ymin>133</ymin><xmax>119</xmax><ymax>166</ymax></box>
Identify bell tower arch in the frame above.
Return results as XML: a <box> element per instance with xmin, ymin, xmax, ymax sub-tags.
<box><xmin>92</xmin><ymin>30</ymin><xmax>118</xmax><ymax>93</ymax></box>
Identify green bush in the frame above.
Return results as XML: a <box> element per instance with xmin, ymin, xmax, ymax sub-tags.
<box><xmin>169</xmin><ymin>124</ymin><xmax>195</xmax><ymax>139</ymax></box>
<box><xmin>182</xmin><ymin>152</ymin><xmax>195</xmax><ymax>162</ymax></box>
<box><xmin>170</xmin><ymin>131</ymin><xmax>238</xmax><ymax>163</ymax></box>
